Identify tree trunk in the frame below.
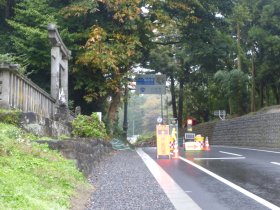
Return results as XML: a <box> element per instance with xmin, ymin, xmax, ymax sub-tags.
<box><xmin>5</xmin><ymin>0</ymin><xmax>15</xmax><ymax>19</ymax></box>
<box><xmin>266</xmin><ymin>86</ymin><xmax>270</xmax><ymax>106</ymax></box>
<box><xmin>278</xmin><ymin>85</ymin><xmax>280</xmax><ymax>104</ymax></box>
<box><xmin>170</xmin><ymin>74</ymin><xmax>177</xmax><ymax>118</ymax></box>
<box><xmin>251</xmin><ymin>54</ymin><xmax>256</xmax><ymax>112</ymax></box>
<box><xmin>272</xmin><ymin>85</ymin><xmax>280</xmax><ymax>104</ymax></box>
<box><xmin>236</xmin><ymin>23</ymin><xmax>242</xmax><ymax>71</ymax></box>
<box><xmin>260</xmin><ymin>82</ymin><xmax>264</xmax><ymax>108</ymax></box>
<box><xmin>178</xmin><ymin>79</ymin><xmax>184</xmax><ymax>128</ymax></box>
<box><xmin>229</xmin><ymin>98</ymin><xmax>233</xmax><ymax>115</ymax></box>
<box><xmin>107</xmin><ymin>91</ymin><xmax>121</xmax><ymax>135</ymax></box>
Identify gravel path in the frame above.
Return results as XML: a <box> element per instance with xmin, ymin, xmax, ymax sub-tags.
<box><xmin>86</xmin><ymin>150</ymin><xmax>176</xmax><ymax>210</ymax></box>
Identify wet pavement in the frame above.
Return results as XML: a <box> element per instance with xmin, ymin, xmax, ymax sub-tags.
<box><xmin>142</xmin><ymin>146</ymin><xmax>280</xmax><ymax>210</ymax></box>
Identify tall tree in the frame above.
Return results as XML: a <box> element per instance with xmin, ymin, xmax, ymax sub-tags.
<box><xmin>7</xmin><ymin>0</ymin><xmax>58</xmax><ymax>90</ymax></box>
<box><xmin>63</xmin><ymin>0</ymin><xmax>144</xmax><ymax>134</ymax></box>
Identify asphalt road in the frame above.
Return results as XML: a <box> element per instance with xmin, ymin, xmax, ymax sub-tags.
<box><xmin>142</xmin><ymin>146</ymin><xmax>280</xmax><ymax>210</ymax></box>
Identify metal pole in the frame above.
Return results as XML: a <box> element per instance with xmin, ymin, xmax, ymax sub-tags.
<box><xmin>161</xmin><ymin>92</ymin><xmax>163</xmax><ymax>123</ymax></box>
<box><xmin>123</xmin><ymin>83</ymin><xmax>128</xmax><ymax>140</ymax></box>
<box><xmin>133</xmin><ymin>120</ymin><xmax>135</xmax><ymax>136</ymax></box>
<box><xmin>166</xmin><ymin>96</ymin><xmax>169</xmax><ymax>124</ymax></box>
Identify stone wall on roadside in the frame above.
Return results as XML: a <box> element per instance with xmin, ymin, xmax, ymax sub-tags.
<box><xmin>193</xmin><ymin>112</ymin><xmax>280</xmax><ymax>148</ymax></box>
<box><xmin>37</xmin><ymin>138</ymin><xmax>112</xmax><ymax>177</ymax></box>
<box><xmin>20</xmin><ymin>112</ymin><xmax>72</xmax><ymax>137</ymax></box>
<box><xmin>192</xmin><ymin>121</ymin><xmax>217</xmax><ymax>143</ymax></box>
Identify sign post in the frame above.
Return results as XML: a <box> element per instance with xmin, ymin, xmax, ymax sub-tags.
<box><xmin>135</xmin><ymin>74</ymin><xmax>166</xmax><ymax>95</ymax></box>
<box><xmin>214</xmin><ymin>110</ymin><xmax>226</xmax><ymax>120</ymax></box>
<box><xmin>136</xmin><ymin>74</ymin><xmax>166</xmax><ymax>123</ymax></box>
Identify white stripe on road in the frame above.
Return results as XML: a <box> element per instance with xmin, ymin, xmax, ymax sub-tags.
<box><xmin>136</xmin><ymin>148</ymin><xmax>201</xmax><ymax>210</ymax></box>
<box><xmin>179</xmin><ymin>156</ymin><xmax>280</xmax><ymax>210</ymax></box>
<box><xmin>219</xmin><ymin>151</ymin><xmax>243</xmax><ymax>157</ymax></box>
<box><xmin>214</xmin><ymin>146</ymin><xmax>280</xmax><ymax>154</ymax></box>
<box><xmin>271</xmin><ymin>162</ymin><xmax>280</xmax><ymax>166</ymax></box>
<box><xmin>194</xmin><ymin>157</ymin><xmax>245</xmax><ymax>160</ymax></box>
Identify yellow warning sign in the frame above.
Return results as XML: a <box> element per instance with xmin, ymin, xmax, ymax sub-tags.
<box><xmin>156</xmin><ymin>125</ymin><xmax>170</xmax><ymax>158</ymax></box>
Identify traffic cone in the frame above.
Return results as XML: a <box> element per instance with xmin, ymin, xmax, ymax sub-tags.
<box><xmin>173</xmin><ymin>144</ymin><xmax>179</xmax><ymax>158</ymax></box>
<box><xmin>200</xmin><ymin>141</ymin><xmax>204</xmax><ymax>150</ymax></box>
<box><xmin>204</xmin><ymin>137</ymin><xmax>210</xmax><ymax>151</ymax></box>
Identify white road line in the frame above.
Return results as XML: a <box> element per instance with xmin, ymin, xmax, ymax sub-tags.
<box><xmin>214</xmin><ymin>146</ymin><xmax>280</xmax><ymax>154</ymax></box>
<box><xmin>219</xmin><ymin>151</ymin><xmax>243</xmax><ymax>157</ymax></box>
<box><xmin>194</xmin><ymin>157</ymin><xmax>245</xmax><ymax>160</ymax></box>
<box><xmin>271</xmin><ymin>162</ymin><xmax>280</xmax><ymax>166</ymax></box>
<box><xmin>179</xmin><ymin>156</ymin><xmax>280</xmax><ymax>210</ymax></box>
<box><xmin>136</xmin><ymin>148</ymin><xmax>201</xmax><ymax>210</ymax></box>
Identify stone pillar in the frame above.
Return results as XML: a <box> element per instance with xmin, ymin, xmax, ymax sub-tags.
<box><xmin>60</xmin><ymin>59</ymin><xmax>68</xmax><ymax>104</ymax></box>
<box><xmin>0</xmin><ymin>64</ymin><xmax>18</xmax><ymax>108</ymax></box>
<box><xmin>48</xmin><ymin>23</ymin><xmax>71</xmax><ymax>107</ymax></box>
<box><xmin>51</xmin><ymin>46</ymin><xmax>61</xmax><ymax>100</ymax></box>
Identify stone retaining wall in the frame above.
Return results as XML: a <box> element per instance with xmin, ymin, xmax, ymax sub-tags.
<box><xmin>37</xmin><ymin>138</ymin><xmax>112</xmax><ymax>177</ymax></box>
<box><xmin>193</xmin><ymin>112</ymin><xmax>280</xmax><ymax>148</ymax></box>
<box><xmin>192</xmin><ymin>121</ymin><xmax>217</xmax><ymax>143</ymax></box>
<box><xmin>20</xmin><ymin>112</ymin><xmax>72</xmax><ymax>137</ymax></box>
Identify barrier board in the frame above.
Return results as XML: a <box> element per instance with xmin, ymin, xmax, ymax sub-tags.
<box><xmin>156</xmin><ymin>125</ymin><xmax>170</xmax><ymax>159</ymax></box>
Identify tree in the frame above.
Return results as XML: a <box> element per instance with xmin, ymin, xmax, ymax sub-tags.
<box><xmin>63</xmin><ymin>0</ymin><xmax>145</xmax><ymax>134</ymax></box>
<box><xmin>7</xmin><ymin>0</ymin><xmax>58</xmax><ymax>91</ymax></box>
<box><xmin>214</xmin><ymin>69</ymin><xmax>249</xmax><ymax>115</ymax></box>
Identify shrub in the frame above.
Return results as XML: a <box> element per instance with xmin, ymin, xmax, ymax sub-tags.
<box><xmin>0</xmin><ymin>109</ymin><xmax>21</xmax><ymax>125</ymax></box>
<box><xmin>135</xmin><ymin>132</ymin><xmax>156</xmax><ymax>146</ymax></box>
<box><xmin>71</xmin><ymin>113</ymin><xmax>107</xmax><ymax>139</ymax></box>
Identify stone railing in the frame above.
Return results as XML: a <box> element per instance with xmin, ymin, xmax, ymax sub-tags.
<box><xmin>0</xmin><ymin>63</ymin><xmax>56</xmax><ymax>119</ymax></box>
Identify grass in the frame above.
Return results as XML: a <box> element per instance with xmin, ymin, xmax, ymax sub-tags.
<box><xmin>0</xmin><ymin>122</ymin><xmax>90</xmax><ymax>210</ymax></box>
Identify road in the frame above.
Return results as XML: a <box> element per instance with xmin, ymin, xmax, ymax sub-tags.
<box><xmin>139</xmin><ymin>146</ymin><xmax>280</xmax><ymax>210</ymax></box>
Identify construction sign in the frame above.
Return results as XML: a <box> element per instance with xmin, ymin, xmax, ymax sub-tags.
<box><xmin>156</xmin><ymin>125</ymin><xmax>170</xmax><ymax>159</ymax></box>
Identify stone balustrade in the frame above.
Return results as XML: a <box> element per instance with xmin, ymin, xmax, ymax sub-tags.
<box><xmin>0</xmin><ymin>63</ymin><xmax>55</xmax><ymax>119</ymax></box>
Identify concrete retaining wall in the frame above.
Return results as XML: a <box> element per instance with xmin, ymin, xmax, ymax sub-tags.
<box><xmin>193</xmin><ymin>112</ymin><xmax>280</xmax><ymax>148</ymax></box>
<box><xmin>37</xmin><ymin>138</ymin><xmax>112</xmax><ymax>177</ymax></box>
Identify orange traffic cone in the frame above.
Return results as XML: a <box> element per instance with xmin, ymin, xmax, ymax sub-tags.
<box><xmin>204</xmin><ymin>137</ymin><xmax>210</xmax><ymax>151</ymax></box>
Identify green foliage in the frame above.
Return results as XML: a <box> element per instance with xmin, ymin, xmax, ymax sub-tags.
<box><xmin>71</xmin><ymin>113</ymin><xmax>107</xmax><ymax>139</ymax></box>
<box><xmin>135</xmin><ymin>132</ymin><xmax>156</xmax><ymax>146</ymax></box>
<box><xmin>0</xmin><ymin>122</ymin><xmax>89</xmax><ymax>210</ymax></box>
<box><xmin>0</xmin><ymin>109</ymin><xmax>21</xmax><ymax>126</ymax></box>
<box><xmin>0</xmin><ymin>53</ymin><xmax>27</xmax><ymax>74</ymax></box>
<box><xmin>214</xmin><ymin>69</ymin><xmax>249</xmax><ymax>115</ymax></box>
<box><xmin>7</xmin><ymin>0</ymin><xmax>58</xmax><ymax>90</ymax></box>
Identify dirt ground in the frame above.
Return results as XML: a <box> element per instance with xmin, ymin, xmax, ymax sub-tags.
<box><xmin>70</xmin><ymin>183</ymin><xmax>94</xmax><ymax>210</ymax></box>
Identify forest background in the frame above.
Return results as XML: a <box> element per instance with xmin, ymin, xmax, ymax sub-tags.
<box><xmin>1</xmin><ymin>0</ymin><xmax>280</xmax><ymax>136</ymax></box>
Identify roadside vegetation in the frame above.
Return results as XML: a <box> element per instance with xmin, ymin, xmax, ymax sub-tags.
<box><xmin>71</xmin><ymin>113</ymin><xmax>108</xmax><ymax>139</ymax></box>
<box><xmin>134</xmin><ymin>132</ymin><xmax>156</xmax><ymax>147</ymax></box>
<box><xmin>0</xmin><ymin>110</ymin><xmax>90</xmax><ymax>210</ymax></box>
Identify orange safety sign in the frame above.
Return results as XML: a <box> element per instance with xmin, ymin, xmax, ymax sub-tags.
<box><xmin>156</xmin><ymin>125</ymin><xmax>170</xmax><ymax>159</ymax></box>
